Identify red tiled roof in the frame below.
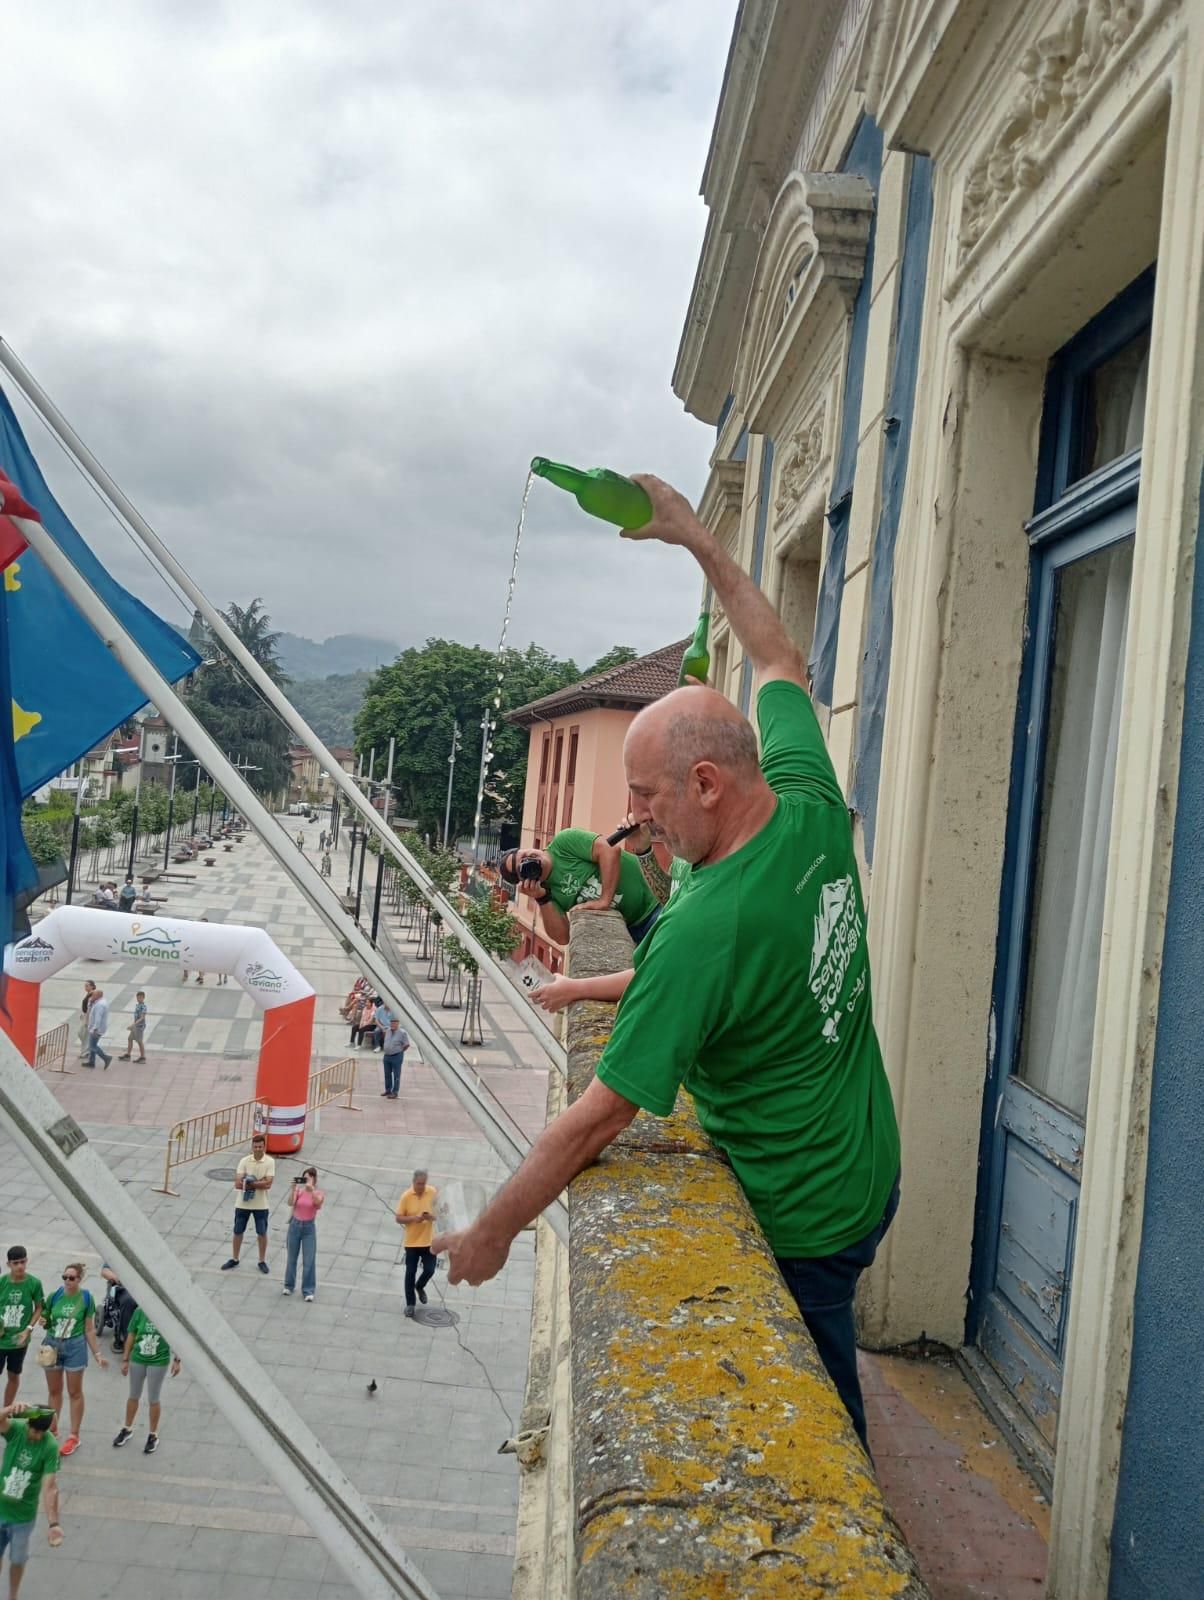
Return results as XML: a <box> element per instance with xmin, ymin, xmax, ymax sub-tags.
<box><xmin>506</xmin><ymin>640</ymin><xmax>688</xmax><ymax>728</ymax></box>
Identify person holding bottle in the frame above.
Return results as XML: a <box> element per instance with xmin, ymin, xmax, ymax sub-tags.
<box><xmin>41</xmin><ymin>1265</ymin><xmax>108</xmax><ymax>1456</ymax></box>
<box><xmin>281</xmin><ymin>1167</ymin><xmax>325</xmax><ymax>1302</ymax></box>
<box><xmin>498</xmin><ymin>829</ymin><xmax>661</xmax><ymax>947</ymax></box>
<box><xmin>0</xmin><ymin>1402</ymin><xmax>63</xmax><ymax>1594</ymax></box>
<box><xmin>435</xmin><ymin>473</ymin><xmax>900</xmax><ymax>1456</ymax></box>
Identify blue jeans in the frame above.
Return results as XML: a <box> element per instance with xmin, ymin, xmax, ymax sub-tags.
<box><xmin>628</xmin><ymin>904</ymin><xmax>662</xmax><ymax>945</ymax></box>
<box><xmin>383</xmin><ymin>1050</ymin><xmax>405</xmax><ymax>1095</ymax></box>
<box><xmin>284</xmin><ymin>1218</ymin><xmax>316</xmax><ymax>1297</ymax></box>
<box><xmin>775</xmin><ymin>1176</ymin><xmax>901</xmax><ymax>1455</ymax></box>
<box><xmin>86</xmin><ymin>1034</ymin><xmax>111</xmax><ymax>1068</ymax></box>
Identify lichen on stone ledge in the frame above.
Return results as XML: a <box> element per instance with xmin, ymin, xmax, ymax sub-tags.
<box><xmin>564</xmin><ymin>905</ymin><xmax>929</xmax><ymax>1599</ymax></box>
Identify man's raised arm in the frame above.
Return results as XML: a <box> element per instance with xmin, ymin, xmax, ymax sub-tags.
<box><xmin>629</xmin><ymin>475</ymin><xmax>806</xmax><ymax>690</ymax></box>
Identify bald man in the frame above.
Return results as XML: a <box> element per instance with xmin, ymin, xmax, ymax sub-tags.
<box><xmin>435</xmin><ymin>475</ymin><xmax>900</xmax><ymax>1451</ymax></box>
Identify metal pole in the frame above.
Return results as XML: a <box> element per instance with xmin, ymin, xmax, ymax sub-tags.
<box><xmin>443</xmin><ymin>721</ymin><xmax>460</xmax><ymax>850</ymax></box>
<box><xmin>354</xmin><ymin>827</ymin><xmax>369</xmax><ymax>926</ymax></box>
<box><xmin>370</xmin><ymin>737</ymin><xmax>394</xmax><ymax>947</ymax></box>
<box><xmin>346</xmin><ymin>816</ymin><xmax>358</xmax><ymax>897</ymax></box>
<box><xmin>127</xmin><ymin>755</ymin><xmax>142</xmax><ymax>879</ymax></box>
<box><xmin>0</xmin><ymin>1034</ymin><xmax>442</xmax><ymax>1599</ymax></box>
<box><xmin>190</xmin><ymin>763</ymin><xmax>202</xmax><ymax>836</ymax></box>
<box><xmin>470</xmin><ymin>710</ymin><xmax>491</xmax><ymax>864</ymax></box>
<box><xmin>65</xmin><ymin>762</ymin><xmax>85</xmax><ymax>905</ymax></box>
<box><xmin>0</xmin><ymin>340</ymin><xmax>561</xmax><ymax>1070</ymax></box>
<box><xmin>12</xmin><ymin>508</ymin><xmax>566</xmax><ymax>1237</ymax></box>
<box><xmin>163</xmin><ymin>734</ymin><xmax>179</xmax><ymax>870</ymax></box>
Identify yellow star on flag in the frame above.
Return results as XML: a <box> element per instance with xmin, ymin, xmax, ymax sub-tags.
<box><xmin>12</xmin><ymin>700</ymin><xmax>41</xmax><ymax>741</ymax></box>
<box><xmin>3</xmin><ymin>562</ymin><xmax>21</xmax><ymax>592</ymax></box>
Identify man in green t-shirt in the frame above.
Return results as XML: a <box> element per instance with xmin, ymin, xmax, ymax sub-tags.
<box><xmin>499</xmin><ymin>828</ymin><xmax>661</xmax><ymax>946</ymax></box>
<box><xmin>435</xmin><ymin>475</ymin><xmax>901</xmax><ymax>1452</ymax></box>
<box><xmin>0</xmin><ymin>1251</ymin><xmax>44</xmax><ymax>1409</ymax></box>
<box><xmin>114</xmin><ymin>1308</ymin><xmax>181</xmax><ymax>1455</ymax></box>
<box><xmin>0</xmin><ymin>1403</ymin><xmax>63</xmax><ymax>1595</ymax></box>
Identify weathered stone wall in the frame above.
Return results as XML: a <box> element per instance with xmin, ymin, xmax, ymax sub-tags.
<box><xmin>565</xmin><ymin>906</ymin><xmax>929</xmax><ymax>1598</ymax></box>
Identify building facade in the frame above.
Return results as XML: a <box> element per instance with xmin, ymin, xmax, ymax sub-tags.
<box><xmin>506</xmin><ymin>643</ymin><xmax>686</xmax><ymax>972</ymax></box>
<box><xmin>675</xmin><ymin>4</ymin><xmax>1203</xmax><ymax>1596</ymax></box>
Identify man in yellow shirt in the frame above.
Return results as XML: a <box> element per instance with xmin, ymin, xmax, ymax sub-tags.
<box><xmin>394</xmin><ymin>1171</ymin><xmax>438</xmax><ymax>1320</ymax></box>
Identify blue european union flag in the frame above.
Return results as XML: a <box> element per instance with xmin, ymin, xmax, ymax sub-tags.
<box><xmin>0</xmin><ymin>385</ymin><xmax>201</xmax><ymax>797</ymax></box>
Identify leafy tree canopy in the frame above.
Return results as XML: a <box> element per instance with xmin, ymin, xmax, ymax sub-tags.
<box><xmin>183</xmin><ymin>598</ymin><xmax>293</xmax><ymax>795</ymax></box>
<box><xmin>354</xmin><ymin>640</ymin><xmax>638</xmax><ymax>843</ymax></box>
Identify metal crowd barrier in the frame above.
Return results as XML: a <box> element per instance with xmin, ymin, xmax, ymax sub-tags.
<box><xmin>157</xmin><ymin>1059</ymin><xmax>359</xmax><ymax>1195</ymax></box>
<box><xmin>34</xmin><ymin>1021</ymin><xmax>70</xmax><ymax>1074</ymax></box>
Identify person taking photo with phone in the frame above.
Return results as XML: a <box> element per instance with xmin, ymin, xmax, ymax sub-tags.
<box><xmin>282</xmin><ymin>1168</ymin><xmax>325</xmax><ymax>1302</ymax></box>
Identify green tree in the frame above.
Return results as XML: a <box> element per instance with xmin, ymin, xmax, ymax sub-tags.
<box><xmin>444</xmin><ymin>893</ymin><xmax>520</xmax><ymax>976</ymax></box>
<box><xmin>291</xmin><ymin>670</ymin><xmax>374</xmax><ymax>746</ymax></box>
<box><xmin>183</xmin><ymin>599</ymin><xmax>293</xmax><ymax>795</ymax></box>
<box><xmin>355</xmin><ymin>640</ymin><xmax>581</xmax><ymax>840</ymax></box>
<box><xmin>582</xmin><ymin>645</ymin><xmax>638</xmax><ymax>675</ymax></box>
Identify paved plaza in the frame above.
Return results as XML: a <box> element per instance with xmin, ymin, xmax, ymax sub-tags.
<box><xmin>3</xmin><ymin>814</ymin><xmax>555</xmax><ymax>1599</ymax></box>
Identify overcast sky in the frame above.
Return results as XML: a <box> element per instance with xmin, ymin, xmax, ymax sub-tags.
<box><xmin>4</xmin><ymin>1</ymin><xmax>735</xmax><ymax>670</ymax></box>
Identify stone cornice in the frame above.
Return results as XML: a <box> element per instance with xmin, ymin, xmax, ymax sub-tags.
<box><xmin>734</xmin><ymin>170</ymin><xmax>875</xmax><ymax>433</ymax></box>
<box><xmin>697</xmin><ymin>457</ymin><xmax>747</xmax><ymax>551</ymax></box>
<box><xmin>673</xmin><ymin>0</ymin><xmax>851</xmax><ymax>424</ymax></box>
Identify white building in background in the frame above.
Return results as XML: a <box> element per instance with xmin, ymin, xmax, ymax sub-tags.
<box><xmin>673</xmin><ymin>3</ymin><xmax>1204</xmax><ymax>1596</ymax></box>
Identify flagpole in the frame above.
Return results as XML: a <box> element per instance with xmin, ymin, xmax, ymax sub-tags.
<box><xmin>0</xmin><ymin>336</ymin><xmax>564</xmax><ymax>1075</ymax></box>
<box><xmin>65</xmin><ymin>759</ymin><xmax>85</xmax><ymax>906</ymax></box>
<box><xmin>12</xmin><ymin>510</ymin><xmax>566</xmax><ymax>1243</ymax></box>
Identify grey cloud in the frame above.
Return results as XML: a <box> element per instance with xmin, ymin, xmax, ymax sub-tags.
<box><xmin>4</xmin><ymin>0</ymin><xmax>735</xmax><ymax>667</ymax></box>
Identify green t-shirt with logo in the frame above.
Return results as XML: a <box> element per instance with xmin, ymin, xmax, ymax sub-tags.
<box><xmin>0</xmin><ymin>1420</ymin><xmax>58</xmax><ymax>1524</ymax></box>
<box><xmin>0</xmin><ymin>1274</ymin><xmax>43</xmax><ymax>1351</ymax></box>
<box><xmin>545</xmin><ymin>828</ymin><xmax>658</xmax><ymax>931</ymax></box>
<box><xmin>46</xmin><ymin>1288</ymin><xmax>89</xmax><ymax>1342</ymax></box>
<box><xmin>127</xmin><ymin>1308</ymin><xmax>171</xmax><ymax>1367</ymax></box>
<box><xmin>596</xmin><ymin>680</ymin><xmax>900</xmax><ymax>1258</ymax></box>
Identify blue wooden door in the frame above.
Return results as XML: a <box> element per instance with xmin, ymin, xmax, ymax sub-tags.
<box><xmin>973</xmin><ymin>278</ymin><xmax>1151</xmax><ymax>1449</ymax></box>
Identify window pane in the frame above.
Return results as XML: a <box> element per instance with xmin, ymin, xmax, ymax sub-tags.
<box><xmin>1079</xmin><ymin>329</ymin><xmax>1150</xmax><ymax>480</ymax></box>
<box><xmin>1017</xmin><ymin>540</ymin><xmax>1133</xmax><ymax>1118</ymax></box>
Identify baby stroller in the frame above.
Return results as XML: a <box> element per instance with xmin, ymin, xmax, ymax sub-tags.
<box><xmin>94</xmin><ymin>1278</ymin><xmax>138</xmax><ymax>1354</ymax></box>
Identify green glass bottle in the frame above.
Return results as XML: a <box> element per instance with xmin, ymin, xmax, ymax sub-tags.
<box><xmin>529</xmin><ymin>457</ymin><xmax>652</xmax><ymax>531</ymax></box>
<box><xmin>679</xmin><ymin>610</ymin><xmax>711</xmax><ymax>686</ymax></box>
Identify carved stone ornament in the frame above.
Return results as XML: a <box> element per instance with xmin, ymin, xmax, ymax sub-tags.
<box><xmin>733</xmin><ymin>170</ymin><xmax>874</xmax><ymax>429</ymax></box>
<box><xmin>774</xmin><ymin>406</ymin><xmax>827</xmax><ymax>521</ymax></box>
<box><xmin>959</xmin><ymin>0</ymin><xmax>1144</xmax><ymax>257</ymax></box>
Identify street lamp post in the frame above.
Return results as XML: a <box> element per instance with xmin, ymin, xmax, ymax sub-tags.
<box><xmin>470</xmin><ymin>710</ymin><xmax>491</xmax><ymax>865</ymax></box>
<box><xmin>443</xmin><ymin>721</ymin><xmax>461</xmax><ymax>850</ymax></box>
<box><xmin>163</xmin><ymin>734</ymin><xmax>180</xmax><ymax>870</ymax></box>
<box><xmin>65</xmin><ymin>759</ymin><xmax>86</xmax><ymax>906</ymax></box>
<box><xmin>127</xmin><ymin>733</ymin><xmax>145</xmax><ymax>879</ymax></box>
<box><xmin>190</xmin><ymin>763</ymin><xmax>203</xmax><ymax>837</ymax></box>
<box><xmin>369</xmin><ymin>736</ymin><xmax>395</xmax><ymax>947</ymax></box>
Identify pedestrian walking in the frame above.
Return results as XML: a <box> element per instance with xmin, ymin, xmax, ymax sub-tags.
<box><xmin>321</xmin><ymin>851</ymin><xmax>332</xmax><ymax>878</ymax></box>
<box><xmin>0</xmin><ymin>1251</ymin><xmax>43</xmax><ymax>1409</ymax></box>
<box><xmin>282</xmin><ymin>1168</ymin><xmax>325</xmax><ymax>1302</ymax></box>
<box><xmin>75</xmin><ymin>980</ymin><xmax>96</xmax><ymax>1063</ymax></box>
<box><xmin>396</xmin><ymin>1171</ymin><xmax>438</xmax><ymax>1319</ymax></box>
<box><xmin>318</xmin><ymin>830</ymin><xmax>327</xmax><ymax>851</ymax></box>
<box><xmin>118</xmin><ymin>992</ymin><xmax>148</xmax><ymax>1062</ymax></box>
<box><xmin>0</xmin><ymin>1403</ymin><xmax>64</xmax><ymax>1596</ymax></box>
<box><xmin>113</xmin><ymin>1309</ymin><xmax>180</xmax><ymax>1455</ymax></box>
<box><xmin>221</xmin><ymin>1134</ymin><xmax>275</xmax><ymax>1274</ymax></box>
<box><xmin>40</xmin><ymin>1265</ymin><xmax>108</xmax><ymax>1456</ymax></box>
<box><xmin>84</xmin><ymin>991</ymin><xmax>112</xmax><ymax>1070</ymax></box>
<box><xmin>380</xmin><ymin>1017</ymin><xmax>410</xmax><ymax>1100</ymax></box>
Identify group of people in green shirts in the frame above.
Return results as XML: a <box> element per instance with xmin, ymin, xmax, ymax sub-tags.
<box><xmin>0</xmin><ymin>1246</ymin><xmax>181</xmax><ymax>1595</ymax></box>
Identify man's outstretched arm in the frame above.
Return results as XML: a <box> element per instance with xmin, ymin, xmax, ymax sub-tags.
<box><xmin>431</xmin><ymin>1077</ymin><xmax>638</xmax><ymax>1284</ymax></box>
<box><xmin>630</xmin><ymin>475</ymin><xmax>806</xmax><ymax>689</ymax></box>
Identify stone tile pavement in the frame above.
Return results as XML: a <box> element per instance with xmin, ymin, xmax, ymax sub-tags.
<box><xmin>9</xmin><ymin>813</ymin><xmax>558</xmax><ymax>1599</ymax></box>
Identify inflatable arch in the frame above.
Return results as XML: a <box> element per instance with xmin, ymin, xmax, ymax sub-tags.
<box><xmin>3</xmin><ymin>906</ymin><xmax>316</xmax><ymax>1154</ymax></box>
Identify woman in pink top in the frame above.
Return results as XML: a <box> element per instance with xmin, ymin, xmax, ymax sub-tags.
<box><xmin>282</xmin><ymin>1168</ymin><xmax>325</xmax><ymax>1301</ymax></box>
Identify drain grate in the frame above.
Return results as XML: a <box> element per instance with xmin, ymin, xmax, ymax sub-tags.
<box><xmin>414</xmin><ymin>1307</ymin><xmax>459</xmax><ymax>1329</ymax></box>
<box><xmin>206</xmin><ymin>1167</ymin><xmax>239</xmax><ymax>1182</ymax></box>
<box><xmin>216</xmin><ymin>1073</ymin><xmax>243</xmax><ymax>1083</ymax></box>
<box><xmin>223</xmin><ymin>1051</ymin><xmax>252</xmax><ymax>1061</ymax></box>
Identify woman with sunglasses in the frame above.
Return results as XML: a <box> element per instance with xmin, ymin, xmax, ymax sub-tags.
<box><xmin>41</xmin><ymin>1265</ymin><xmax>108</xmax><ymax>1456</ymax></box>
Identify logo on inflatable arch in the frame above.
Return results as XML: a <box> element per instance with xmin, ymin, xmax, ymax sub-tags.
<box><xmin>244</xmin><ymin>960</ymin><xmax>285</xmax><ymax>995</ymax></box>
<box><xmin>11</xmin><ymin>934</ymin><xmax>54</xmax><ymax>967</ymax></box>
<box><xmin>108</xmin><ymin>923</ymin><xmax>187</xmax><ymax>963</ymax></box>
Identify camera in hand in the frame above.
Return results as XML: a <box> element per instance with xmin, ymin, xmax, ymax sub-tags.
<box><xmin>518</xmin><ymin>858</ymin><xmax>542</xmax><ymax>882</ymax></box>
<box><xmin>243</xmin><ymin>1180</ymin><xmax>257</xmax><ymax>1202</ymax></box>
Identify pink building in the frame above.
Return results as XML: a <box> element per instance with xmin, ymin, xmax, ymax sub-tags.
<box><xmin>505</xmin><ymin>641</ymin><xmax>685</xmax><ymax>970</ymax></box>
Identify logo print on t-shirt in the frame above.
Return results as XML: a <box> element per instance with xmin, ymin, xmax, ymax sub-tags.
<box><xmin>809</xmin><ymin>875</ymin><xmax>864</xmax><ymax>1033</ymax></box>
<box><xmin>137</xmin><ymin>1332</ymin><xmax>161</xmax><ymax>1359</ymax></box>
<box><xmin>1</xmin><ymin>1465</ymin><xmax>32</xmax><ymax>1500</ymax></box>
